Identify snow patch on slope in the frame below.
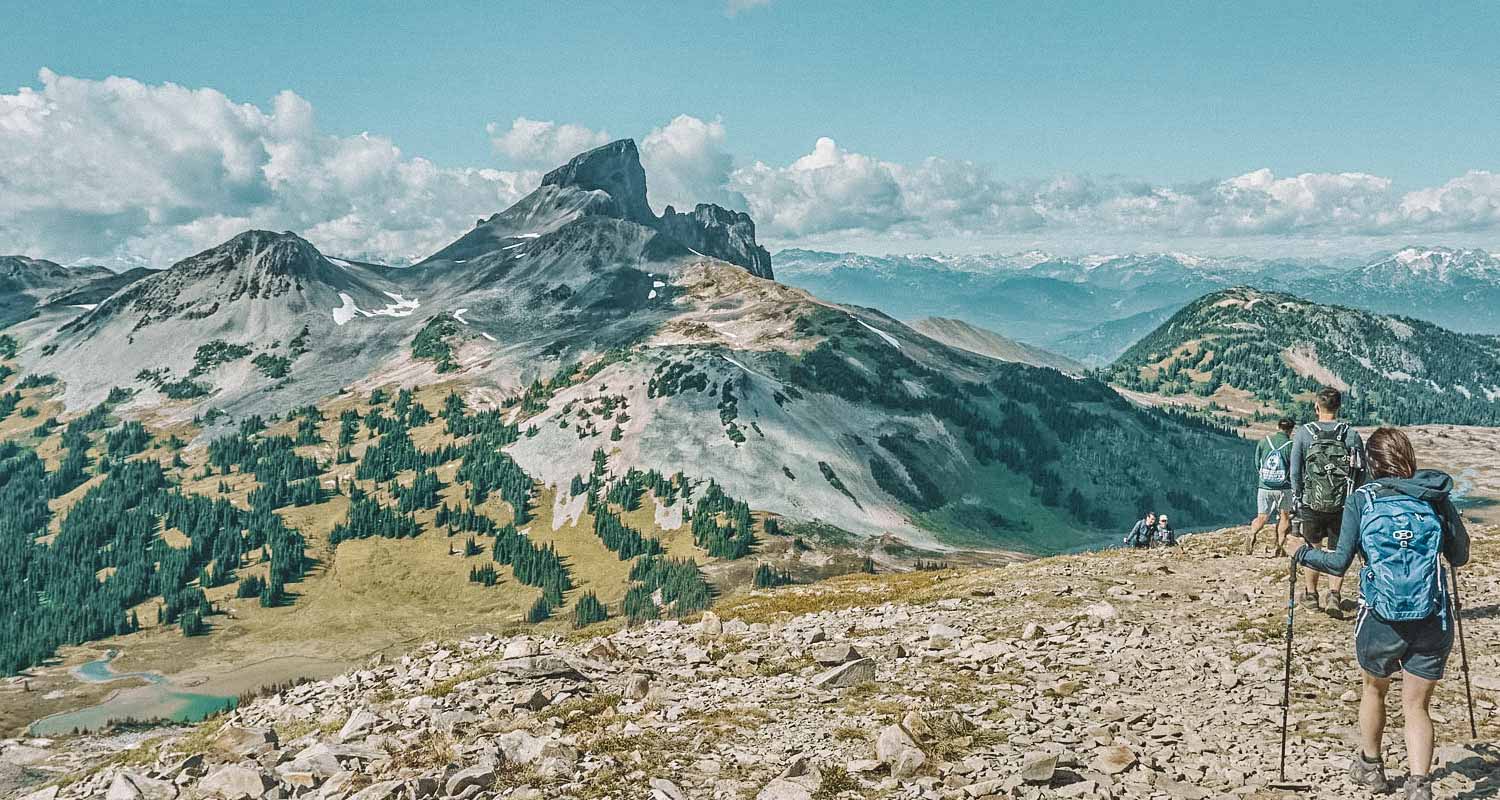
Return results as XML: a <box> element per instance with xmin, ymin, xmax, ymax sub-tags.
<box><xmin>856</xmin><ymin>319</ymin><xmax>901</xmax><ymax>349</ymax></box>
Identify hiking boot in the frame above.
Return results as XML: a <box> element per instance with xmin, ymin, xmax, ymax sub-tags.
<box><xmin>1405</xmin><ymin>774</ymin><xmax>1433</xmax><ymax>800</ymax></box>
<box><xmin>1348</xmin><ymin>751</ymin><xmax>1391</xmax><ymax>794</ymax></box>
<box><xmin>1322</xmin><ymin>590</ymin><xmax>1345</xmax><ymax>619</ymax></box>
<box><xmin>1300</xmin><ymin>590</ymin><xmax>1320</xmax><ymax>609</ymax></box>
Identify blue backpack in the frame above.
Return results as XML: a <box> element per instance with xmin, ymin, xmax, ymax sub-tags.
<box><xmin>1356</xmin><ymin>484</ymin><xmax>1446</xmax><ymax>622</ymax></box>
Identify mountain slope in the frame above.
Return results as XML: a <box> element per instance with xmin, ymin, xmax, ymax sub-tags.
<box><xmin>0</xmin><ymin>139</ymin><xmax>1257</xmax><ymax>702</ymax></box>
<box><xmin>17</xmin><ymin>525</ymin><xmax>1499</xmax><ymax>800</ymax></box>
<box><xmin>0</xmin><ymin>256</ymin><xmax>129</xmax><ymax>329</ymax></box>
<box><xmin>908</xmin><ymin>317</ymin><xmax>1085</xmax><ymax>373</ymax></box>
<box><xmin>1108</xmin><ymin>287</ymin><xmax>1500</xmax><ymax>425</ymax></box>
<box><xmin>8</xmin><ymin>139</ymin><xmax>1252</xmax><ymax>550</ymax></box>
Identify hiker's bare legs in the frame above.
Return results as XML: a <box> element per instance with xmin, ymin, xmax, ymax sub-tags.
<box><xmin>1360</xmin><ymin>673</ymin><xmax>1390</xmax><ymax>761</ymax></box>
<box><xmin>1275</xmin><ymin>510</ymin><xmax>1292</xmax><ymax>554</ymax></box>
<box><xmin>1402</xmin><ymin>673</ymin><xmax>1437</xmax><ymax>777</ymax></box>
<box><xmin>1246</xmin><ymin>513</ymin><xmax>1269</xmax><ymax>554</ymax></box>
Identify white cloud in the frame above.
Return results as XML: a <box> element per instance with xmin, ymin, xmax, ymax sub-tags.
<box><xmin>639</xmin><ymin>115</ymin><xmax>746</xmax><ymax>213</ymax></box>
<box><xmin>486</xmin><ymin>117</ymin><xmax>611</xmax><ymax>166</ymax></box>
<box><xmin>0</xmin><ymin>70</ymin><xmax>535</xmax><ymax>266</ymax></box>
<box><xmin>725</xmin><ymin>135</ymin><xmax>1500</xmax><ymax>249</ymax></box>
<box><xmin>8</xmin><ymin>71</ymin><xmax>1500</xmax><ymax>268</ymax></box>
<box><xmin>732</xmin><ymin>137</ymin><xmax>907</xmax><ymax>235</ymax></box>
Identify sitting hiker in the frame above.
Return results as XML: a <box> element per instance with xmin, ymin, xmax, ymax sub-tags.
<box><xmin>1124</xmin><ymin>511</ymin><xmax>1156</xmax><ymax>549</ymax></box>
<box><xmin>1293</xmin><ymin>427</ymin><xmax>1469</xmax><ymax>800</ymax></box>
<box><xmin>1154</xmin><ymin>514</ymin><xmax>1176</xmax><ymax>547</ymax></box>
<box><xmin>1246</xmin><ymin>417</ymin><xmax>1296</xmax><ymax>556</ymax></box>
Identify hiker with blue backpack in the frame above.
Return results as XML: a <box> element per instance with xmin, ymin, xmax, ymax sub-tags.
<box><xmin>1293</xmin><ymin>427</ymin><xmax>1470</xmax><ymax>800</ymax></box>
<box><xmin>1246</xmin><ymin>417</ymin><xmax>1297</xmax><ymax>556</ymax></box>
<box><xmin>1291</xmin><ymin>387</ymin><xmax>1366</xmax><ymax>619</ymax></box>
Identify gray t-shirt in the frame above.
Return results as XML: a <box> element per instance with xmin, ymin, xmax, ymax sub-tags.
<box><xmin>1290</xmin><ymin>420</ymin><xmax>1365</xmax><ymax>501</ymax></box>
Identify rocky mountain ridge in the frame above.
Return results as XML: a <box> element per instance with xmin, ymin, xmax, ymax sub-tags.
<box><xmin>1108</xmin><ymin>287</ymin><xmax>1500</xmax><ymax>426</ymax></box>
<box><xmin>4</xmin><ymin>527</ymin><xmax>1495</xmax><ymax>800</ymax></box>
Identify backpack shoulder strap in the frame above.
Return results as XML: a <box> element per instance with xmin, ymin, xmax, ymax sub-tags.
<box><xmin>1335</xmin><ymin>422</ymin><xmax>1350</xmax><ymax>441</ymax></box>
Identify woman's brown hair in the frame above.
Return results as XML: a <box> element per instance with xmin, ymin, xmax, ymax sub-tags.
<box><xmin>1366</xmin><ymin>427</ymin><xmax>1417</xmax><ymax>480</ymax></box>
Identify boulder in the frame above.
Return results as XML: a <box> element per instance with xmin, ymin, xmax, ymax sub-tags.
<box><xmin>212</xmin><ymin>726</ymin><xmax>278</xmax><ymax>758</ymax></box>
<box><xmin>875</xmin><ymin>724</ymin><xmax>926</xmax><ymax>778</ymax></box>
<box><xmin>1091</xmin><ymin>745</ymin><xmax>1136</xmax><ymax>775</ymax></box>
<box><xmin>623</xmin><ymin>672</ymin><xmax>651</xmax><ymax>700</ymax></box>
<box><xmin>649</xmin><ymin>777</ymin><xmax>688</xmax><ymax>800</ymax></box>
<box><xmin>496</xmin><ymin>730</ymin><xmax>548</xmax><ymax>765</ymax></box>
<box><xmin>810</xmin><ymin>644</ymin><xmax>861</xmax><ymax>666</ymax></box>
<box><xmin>445</xmin><ymin>765</ymin><xmax>495</xmax><ymax>795</ymax></box>
<box><xmin>755</xmin><ymin>777</ymin><xmax>816</xmax><ymax>800</ymax></box>
<box><xmin>503</xmin><ymin>637</ymin><xmax>540</xmax><ymax>659</ymax></box>
<box><xmin>347</xmin><ymin>779</ymin><xmax>403</xmax><ymax>800</ymax></box>
<box><xmin>512</xmin><ymin>687</ymin><xmax>549</xmax><ymax>711</ymax></box>
<box><xmin>105</xmin><ymin>772</ymin><xmax>177</xmax><ymax>800</ymax></box>
<box><xmin>338</xmin><ymin>707</ymin><xmax>380</xmax><ymax>742</ymax></box>
<box><xmin>927</xmin><ymin>623</ymin><xmax>963</xmax><ymax>649</ymax></box>
<box><xmin>811</xmin><ymin>657</ymin><xmax>876</xmax><ymax>689</ymax></box>
<box><xmin>198</xmin><ymin>764</ymin><xmax>274</xmax><ymax>799</ymax></box>
<box><xmin>1020</xmin><ymin>752</ymin><xmax>1058</xmax><ymax>784</ymax></box>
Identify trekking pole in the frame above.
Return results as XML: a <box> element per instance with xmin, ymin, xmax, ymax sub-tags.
<box><xmin>1449</xmin><ymin>565</ymin><xmax>1478</xmax><ymax>740</ymax></box>
<box><xmin>1270</xmin><ymin>554</ymin><xmax>1310</xmax><ymax>791</ymax></box>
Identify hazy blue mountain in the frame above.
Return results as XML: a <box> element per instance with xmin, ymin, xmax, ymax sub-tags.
<box><xmin>774</xmin><ymin>246</ymin><xmax>1500</xmax><ymax>365</ymax></box>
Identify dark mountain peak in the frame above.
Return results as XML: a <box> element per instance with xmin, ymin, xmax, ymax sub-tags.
<box><xmin>538</xmin><ymin>139</ymin><xmax>655</xmax><ymax>226</ymax></box>
<box><xmin>173</xmin><ymin>230</ymin><xmax>328</xmax><ymax>280</ymax></box>
<box><xmin>658</xmin><ymin>203</ymin><xmax>774</xmax><ymax>280</ymax></box>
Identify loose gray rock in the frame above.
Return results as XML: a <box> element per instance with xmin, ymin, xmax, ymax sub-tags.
<box><xmin>811</xmin><ymin>657</ymin><xmax>876</xmax><ymax>689</ymax></box>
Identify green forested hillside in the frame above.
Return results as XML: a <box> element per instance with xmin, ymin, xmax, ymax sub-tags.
<box><xmin>1109</xmin><ymin>287</ymin><xmax>1500</xmax><ymax>425</ymax></box>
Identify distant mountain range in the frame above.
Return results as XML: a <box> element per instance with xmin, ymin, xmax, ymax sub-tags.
<box><xmin>774</xmin><ymin>246</ymin><xmax>1500</xmax><ymax>364</ymax></box>
<box><xmin>0</xmin><ymin>256</ymin><xmax>150</xmax><ymax>329</ymax></box>
<box><xmin>1108</xmin><ymin>287</ymin><xmax>1500</xmax><ymax>426</ymax></box>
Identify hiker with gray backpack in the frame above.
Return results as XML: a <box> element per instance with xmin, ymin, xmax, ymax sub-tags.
<box><xmin>1291</xmin><ymin>387</ymin><xmax>1366</xmax><ymax>619</ymax></box>
<box><xmin>1292</xmin><ymin>427</ymin><xmax>1471</xmax><ymax>800</ymax></box>
<box><xmin>1246</xmin><ymin>417</ymin><xmax>1297</xmax><ymax>556</ymax></box>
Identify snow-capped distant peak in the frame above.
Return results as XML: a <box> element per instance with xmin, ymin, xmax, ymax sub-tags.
<box><xmin>1369</xmin><ymin>246</ymin><xmax>1498</xmax><ymax>283</ymax></box>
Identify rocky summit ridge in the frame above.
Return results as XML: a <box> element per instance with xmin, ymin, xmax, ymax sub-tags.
<box><xmin>5</xmin><ymin>527</ymin><xmax>1495</xmax><ymax>800</ymax></box>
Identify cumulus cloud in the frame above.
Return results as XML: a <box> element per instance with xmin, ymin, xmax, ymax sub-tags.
<box><xmin>487</xmin><ymin>117</ymin><xmax>611</xmax><ymax>166</ymax></box>
<box><xmin>7</xmin><ymin>70</ymin><xmax>1500</xmax><ymax>268</ymax></box>
<box><xmin>726</xmin><ymin>135</ymin><xmax>1500</xmax><ymax>247</ymax></box>
<box><xmin>0</xmin><ymin>70</ymin><xmax>536</xmax><ymax>266</ymax></box>
<box><xmin>639</xmin><ymin>115</ymin><xmax>746</xmax><ymax>213</ymax></box>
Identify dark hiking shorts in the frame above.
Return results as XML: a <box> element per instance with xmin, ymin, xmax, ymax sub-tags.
<box><xmin>1353</xmin><ymin>607</ymin><xmax>1453</xmax><ymax>681</ymax></box>
<box><xmin>1297</xmin><ymin>509</ymin><xmax>1341</xmax><ymax>548</ymax></box>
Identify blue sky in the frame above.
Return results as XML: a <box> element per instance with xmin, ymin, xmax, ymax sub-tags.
<box><xmin>4</xmin><ymin>1</ymin><xmax>1500</xmax><ymax>265</ymax></box>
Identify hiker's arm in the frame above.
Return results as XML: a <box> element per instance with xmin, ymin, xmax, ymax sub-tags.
<box><xmin>1347</xmin><ymin>429</ymin><xmax>1367</xmax><ymax>488</ymax></box>
<box><xmin>1441</xmin><ymin>496</ymin><xmax>1471</xmax><ymax>569</ymax></box>
<box><xmin>1289</xmin><ymin>430</ymin><xmax>1306</xmax><ymax>501</ymax></box>
<box><xmin>1297</xmin><ymin>501</ymin><xmax>1359</xmax><ymax>575</ymax></box>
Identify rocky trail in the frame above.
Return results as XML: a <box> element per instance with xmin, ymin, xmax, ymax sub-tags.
<box><xmin>4</xmin><ymin>527</ymin><xmax>1497</xmax><ymax>800</ymax></box>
